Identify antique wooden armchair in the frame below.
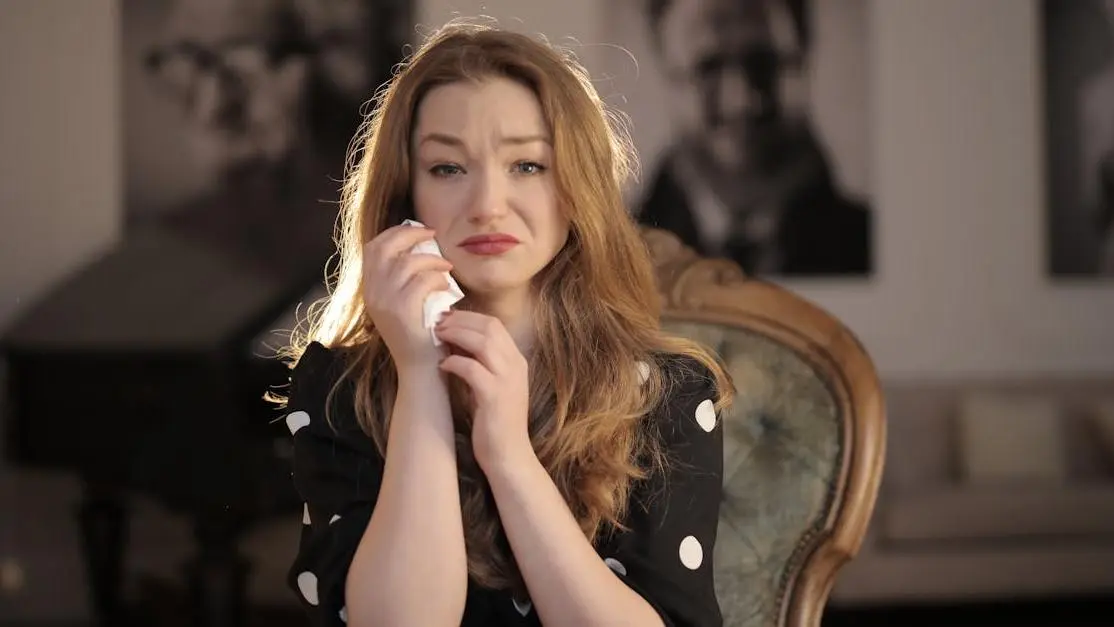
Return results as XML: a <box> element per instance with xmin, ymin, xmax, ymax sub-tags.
<box><xmin>642</xmin><ymin>227</ymin><xmax>886</xmax><ymax>627</ymax></box>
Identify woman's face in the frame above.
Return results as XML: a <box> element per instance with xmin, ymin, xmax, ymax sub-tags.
<box><xmin>410</xmin><ymin>77</ymin><xmax>570</xmax><ymax>299</ymax></box>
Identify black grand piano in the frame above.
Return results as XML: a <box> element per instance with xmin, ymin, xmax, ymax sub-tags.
<box><xmin>2</xmin><ymin>226</ymin><xmax>331</xmax><ymax>627</ymax></box>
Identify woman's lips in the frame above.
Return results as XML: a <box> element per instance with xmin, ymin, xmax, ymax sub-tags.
<box><xmin>459</xmin><ymin>234</ymin><xmax>519</xmax><ymax>255</ymax></box>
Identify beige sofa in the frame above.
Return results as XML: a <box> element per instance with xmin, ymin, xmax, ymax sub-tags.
<box><xmin>831</xmin><ymin>378</ymin><xmax>1114</xmax><ymax>605</ymax></box>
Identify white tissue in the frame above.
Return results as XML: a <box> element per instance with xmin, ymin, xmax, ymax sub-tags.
<box><xmin>402</xmin><ymin>219</ymin><xmax>464</xmax><ymax>345</ymax></box>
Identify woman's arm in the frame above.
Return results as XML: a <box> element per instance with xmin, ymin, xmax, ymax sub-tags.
<box><xmin>432</xmin><ymin>310</ymin><xmax>723</xmax><ymax>625</ymax></box>
<box><xmin>484</xmin><ymin>361</ymin><xmax>724</xmax><ymax>627</ymax></box>
<box><xmin>484</xmin><ymin>452</ymin><xmax>668</xmax><ymax>627</ymax></box>
<box><xmin>287</xmin><ymin>342</ymin><xmax>467</xmax><ymax>627</ymax></box>
<box><xmin>345</xmin><ymin>364</ymin><xmax>468</xmax><ymax>626</ymax></box>
<box><xmin>432</xmin><ymin>309</ymin><xmax>664</xmax><ymax>625</ymax></box>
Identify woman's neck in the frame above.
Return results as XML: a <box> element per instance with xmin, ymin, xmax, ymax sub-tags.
<box><xmin>467</xmin><ymin>290</ymin><xmax>536</xmax><ymax>356</ymax></box>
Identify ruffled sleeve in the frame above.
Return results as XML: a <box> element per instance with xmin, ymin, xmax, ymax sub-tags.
<box><xmin>284</xmin><ymin>341</ymin><xmax>384</xmax><ymax>626</ymax></box>
<box><xmin>600</xmin><ymin>358</ymin><xmax>726</xmax><ymax>627</ymax></box>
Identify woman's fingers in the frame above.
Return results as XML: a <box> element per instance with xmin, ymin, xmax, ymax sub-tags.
<box><xmin>433</xmin><ymin>325</ymin><xmax>496</xmax><ymax>368</ymax></box>
<box><xmin>399</xmin><ymin>268</ymin><xmax>453</xmax><ymax>308</ymax></box>
<box><xmin>437</xmin><ymin>354</ymin><xmax>494</xmax><ymax>395</ymax></box>
<box><xmin>390</xmin><ymin>252</ymin><xmax>453</xmax><ymax>289</ymax></box>
<box><xmin>435</xmin><ymin>311</ymin><xmax>513</xmax><ymax>344</ymax></box>
<box><xmin>364</xmin><ymin>223</ymin><xmax>439</xmax><ymax>267</ymax></box>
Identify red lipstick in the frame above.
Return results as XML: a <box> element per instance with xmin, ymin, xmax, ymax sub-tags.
<box><xmin>459</xmin><ymin>233</ymin><xmax>520</xmax><ymax>256</ymax></box>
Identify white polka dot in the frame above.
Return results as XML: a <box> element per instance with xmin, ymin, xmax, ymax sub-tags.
<box><xmin>302</xmin><ymin>503</ymin><xmax>311</xmax><ymax>525</ymax></box>
<box><xmin>636</xmin><ymin>361</ymin><xmax>651</xmax><ymax>385</ymax></box>
<box><xmin>679</xmin><ymin>536</ymin><xmax>704</xmax><ymax>570</ymax></box>
<box><xmin>286</xmin><ymin>411</ymin><xmax>311</xmax><ymax>435</ymax></box>
<box><xmin>604</xmin><ymin>557</ymin><xmax>627</xmax><ymax>576</ymax></box>
<box><xmin>513</xmin><ymin>596</ymin><xmax>532</xmax><ymax>616</ymax></box>
<box><xmin>339</xmin><ymin>606</ymin><xmax>348</xmax><ymax>623</ymax></box>
<box><xmin>329</xmin><ymin>514</ymin><xmax>341</xmax><ymax>525</ymax></box>
<box><xmin>296</xmin><ymin>571</ymin><xmax>319</xmax><ymax>605</ymax></box>
<box><xmin>694</xmin><ymin>399</ymin><xmax>717</xmax><ymax>432</ymax></box>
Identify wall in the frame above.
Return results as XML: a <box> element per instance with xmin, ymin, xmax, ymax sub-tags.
<box><xmin>1</xmin><ymin>0</ymin><xmax>1112</xmax><ymax>383</ymax></box>
<box><xmin>0</xmin><ymin>0</ymin><xmax>122</xmax><ymax>335</ymax></box>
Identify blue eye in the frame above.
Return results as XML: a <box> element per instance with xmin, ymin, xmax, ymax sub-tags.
<box><xmin>430</xmin><ymin>164</ymin><xmax>462</xmax><ymax>177</ymax></box>
<box><xmin>515</xmin><ymin>161</ymin><xmax>546</xmax><ymax>175</ymax></box>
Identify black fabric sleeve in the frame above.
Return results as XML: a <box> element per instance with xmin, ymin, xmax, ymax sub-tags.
<box><xmin>284</xmin><ymin>341</ymin><xmax>384</xmax><ymax>626</ymax></box>
<box><xmin>600</xmin><ymin>359</ymin><xmax>725</xmax><ymax>627</ymax></box>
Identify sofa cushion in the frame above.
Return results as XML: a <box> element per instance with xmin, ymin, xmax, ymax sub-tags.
<box><xmin>883</xmin><ymin>485</ymin><xmax>1114</xmax><ymax>542</ymax></box>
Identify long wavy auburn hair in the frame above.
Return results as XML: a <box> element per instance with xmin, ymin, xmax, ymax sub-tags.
<box><xmin>278</xmin><ymin>19</ymin><xmax>734</xmax><ymax>593</ymax></box>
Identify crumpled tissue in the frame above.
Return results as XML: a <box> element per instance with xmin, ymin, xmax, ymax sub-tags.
<box><xmin>402</xmin><ymin>219</ymin><xmax>464</xmax><ymax>345</ymax></box>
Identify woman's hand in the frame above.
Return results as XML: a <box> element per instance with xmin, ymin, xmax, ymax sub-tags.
<box><xmin>433</xmin><ymin>311</ymin><xmax>533</xmax><ymax>470</ymax></box>
<box><xmin>362</xmin><ymin>224</ymin><xmax>454</xmax><ymax>372</ymax></box>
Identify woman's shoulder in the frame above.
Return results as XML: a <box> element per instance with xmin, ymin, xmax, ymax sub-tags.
<box><xmin>647</xmin><ymin>351</ymin><xmax>724</xmax><ymax>440</ymax></box>
<box><xmin>653</xmin><ymin>351</ymin><xmax>721</xmax><ymax>403</ymax></box>
<box><xmin>284</xmin><ymin>340</ymin><xmax>361</xmax><ymax>436</ymax></box>
<box><xmin>288</xmin><ymin>341</ymin><xmax>350</xmax><ymax>397</ymax></box>
<box><xmin>291</xmin><ymin>340</ymin><xmax>347</xmax><ymax>381</ymax></box>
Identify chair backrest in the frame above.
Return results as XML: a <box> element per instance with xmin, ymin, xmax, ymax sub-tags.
<box><xmin>642</xmin><ymin>227</ymin><xmax>886</xmax><ymax>627</ymax></box>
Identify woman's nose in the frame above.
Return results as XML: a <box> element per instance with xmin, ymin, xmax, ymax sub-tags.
<box><xmin>468</xmin><ymin>168</ymin><xmax>510</xmax><ymax>222</ymax></box>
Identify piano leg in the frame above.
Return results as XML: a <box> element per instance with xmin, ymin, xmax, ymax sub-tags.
<box><xmin>185</xmin><ymin>511</ymin><xmax>249</xmax><ymax>627</ymax></box>
<box><xmin>77</xmin><ymin>484</ymin><xmax>129</xmax><ymax>627</ymax></box>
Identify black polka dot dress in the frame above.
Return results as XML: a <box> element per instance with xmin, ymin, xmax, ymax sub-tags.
<box><xmin>284</xmin><ymin>341</ymin><xmax>725</xmax><ymax>626</ymax></box>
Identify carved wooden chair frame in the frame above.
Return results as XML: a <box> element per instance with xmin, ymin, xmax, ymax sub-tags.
<box><xmin>642</xmin><ymin>227</ymin><xmax>887</xmax><ymax>627</ymax></box>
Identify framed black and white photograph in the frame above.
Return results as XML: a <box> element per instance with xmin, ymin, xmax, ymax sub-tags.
<box><xmin>1043</xmin><ymin>0</ymin><xmax>1114</xmax><ymax>277</ymax></box>
<box><xmin>121</xmin><ymin>0</ymin><xmax>412</xmax><ymax>280</ymax></box>
<box><xmin>600</xmin><ymin>0</ymin><xmax>873</xmax><ymax>278</ymax></box>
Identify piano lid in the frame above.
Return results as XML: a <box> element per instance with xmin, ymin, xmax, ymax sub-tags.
<box><xmin>2</xmin><ymin>229</ymin><xmax>303</xmax><ymax>354</ymax></box>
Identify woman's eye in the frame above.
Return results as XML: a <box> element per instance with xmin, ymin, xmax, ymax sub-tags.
<box><xmin>514</xmin><ymin>161</ymin><xmax>547</xmax><ymax>175</ymax></box>
<box><xmin>429</xmin><ymin>164</ymin><xmax>462</xmax><ymax>177</ymax></box>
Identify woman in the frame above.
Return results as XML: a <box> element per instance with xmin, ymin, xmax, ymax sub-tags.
<box><xmin>278</xmin><ymin>20</ymin><xmax>734</xmax><ymax>627</ymax></box>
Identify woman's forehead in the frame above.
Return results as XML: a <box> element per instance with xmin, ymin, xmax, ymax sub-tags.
<box><xmin>412</xmin><ymin>79</ymin><xmax>549</xmax><ymax>147</ymax></box>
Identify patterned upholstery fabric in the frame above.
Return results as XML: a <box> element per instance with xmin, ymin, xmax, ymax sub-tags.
<box><xmin>662</xmin><ymin>320</ymin><xmax>842</xmax><ymax>627</ymax></box>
